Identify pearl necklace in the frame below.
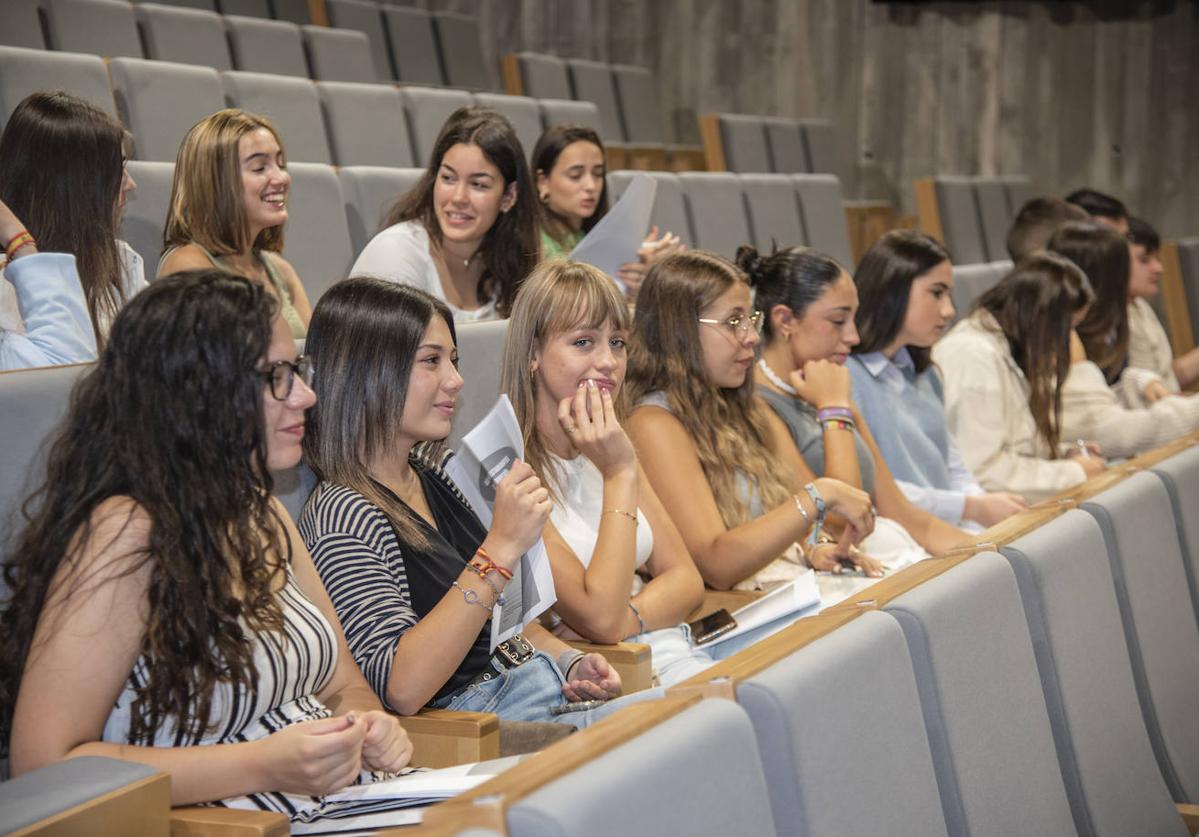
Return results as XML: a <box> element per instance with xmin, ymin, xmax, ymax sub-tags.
<box><xmin>757</xmin><ymin>358</ymin><xmax>798</xmax><ymax>396</ymax></box>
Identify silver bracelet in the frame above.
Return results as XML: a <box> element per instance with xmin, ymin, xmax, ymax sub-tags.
<box><xmin>451</xmin><ymin>580</ymin><xmax>494</xmax><ymax>612</ymax></box>
<box><xmin>793</xmin><ymin>492</ymin><xmax>811</xmax><ymax>525</ymax></box>
<box><xmin>557</xmin><ymin>649</ymin><xmax>586</xmax><ymax>679</ymax></box>
<box><xmin>628</xmin><ymin>601</ymin><xmax>645</xmax><ymax>636</ymax></box>
<box><xmin>474</xmin><ymin>569</ymin><xmax>506</xmax><ymax>607</ymax></box>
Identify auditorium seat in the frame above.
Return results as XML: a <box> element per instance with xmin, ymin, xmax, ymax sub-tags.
<box><xmin>473</xmin><ymin>93</ymin><xmax>542</xmax><ymax>156</ymax></box>
<box><xmin>224</xmin><ymin>15</ymin><xmax>307</xmax><ymax>77</ymax></box>
<box><xmin>716</xmin><ymin>114</ymin><xmax>772</xmax><ymax>173</ymax></box>
<box><xmin>0</xmin><ymin>0</ymin><xmax>46</xmax><ymax>48</ymax></box>
<box><xmin>510</xmin><ymin>51</ymin><xmax>572</xmax><ymax>100</ymax></box>
<box><xmin>950</xmin><ymin>260</ymin><xmax>1010</xmax><ymax>322</ymax></box>
<box><xmin>110</xmin><ymin>58</ymin><xmax>225</xmax><ymax>161</ymax></box>
<box><xmin>739</xmin><ymin>174</ymin><xmax>806</xmax><ymax>252</ymax></box>
<box><xmin>608</xmin><ymin>170</ymin><xmax>694</xmax><ymax>247</ymax></box>
<box><xmin>884</xmin><ymin>553</ymin><xmax>1080</xmax><ymax>837</ymax></box>
<box><xmin>401</xmin><ymin>87</ymin><xmax>473</xmax><ymax>164</ymax></box>
<box><xmin>151</xmin><ymin>0</ymin><xmax>216</xmax><ymax>9</ymax></box>
<box><xmin>974</xmin><ymin>179</ymin><xmax>1011</xmax><ymax>262</ymax></box>
<box><xmin>317</xmin><ymin>81</ymin><xmax>413</xmax><ymax>167</ymax></box>
<box><xmin>1176</xmin><ymin>238</ymin><xmax>1199</xmax><ymax>349</ymax></box>
<box><xmin>324</xmin><ymin>0</ymin><xmax>393</xmax><ymax>83</ymax></box>
<box><xmin>383</xmin><ymin>5</ymin><xmax>444</xmax><ymax>87</ymax></box>
<box><xmin>302</xmin><ymin>24</ymin><xmax>376</xmax><ymax>83</ymax></box>
<box><xmin>680</xmin><ymin>172</ymin><xmax>751</xmax><ymax>258</ymax></box>
<box><xmin>792</xmin><ymin>174</ymin><xmax>854</xmax><ymax>269</ymax></box>
<box><xmin>0</xmin><ymin>46</ymin><xmax>118</xmax><ymax>127</ymax></box>
<box><xmin>269</xmin><ymin>0</ymin><xmax>310</xmax><ymax>25</ymax></box>
<box><xmin>217</xmin><ymin>0</ymin><xmax>269</xmax><ymax>16</ymax></box>
<box><xmin>1002</xmin><ymin>510</ymin><xmax>1193</xmax><ymax>835</ymax></box>
<box><xmin>42</xmin><ymin>0</ymin><xmax>143</xmax><ymax>58</ymax></box>
<box><xmin>611</xmin><ymin>63</ymin><xmax>665</xmax><ymax>145</ymax></box>
<box><xmin>762</xmin><ymin>116</ymin><xmax>808</xmax><ymax>174</ymax></box>
<box><xmin>932</xmin><ymin>176</ymin><xmax>987</xmax><ymax>264</ymax></box>
<box><xmin>1081</xmin><ymin>474</ymin><xmax>1199</xmax><ymax>805</ymax></box>
<box><xmin>134</xmin><ymin>3</ymin><xmax>232</xmax><ymax>70</ymax></box>
<box><xmin>450</xmin><ymin>319</ymin><xmax>509</xmax><ymax>449</ymax></box>
<box><xmin>999</xmin><ymin>174</ymin><xmax>1034</xmax><ymax>216</ymax></box>
<box><xmin>797</xmin><ymin>118</ymin><xmax>837</xmax><ymax>175</ymax></box>
<box><xmin>121</xmin><ymin>160</ymin><xmax>174</xmax><ymax>274</ymax></box>
<box><xmin>222</xmin><ymin>70</ymin><xmax>332</xmax><ymax>163</ymax></box>
<box><xmin>338</xmin><ymin>164</ymin><xmax>422</xmax><ymax>254</ymax></box>
<box><xmin>566</xmin><ymin>59</ymin><xmax>627</xmax><ymax>147</ymax></box>
<box><xmin>1151</xmin><ymin>445</ymin><xmax>1199</xmax><ymax>622</ymax></box>
<box><xmin>432</xmin><ymin>12</ymin><xmax>496</xmax><ymax>92</ymax></box>
<box><xmin>538</xmin><ymin>98</ymin><xmax>605</xmax><ymax>138</ymax></box>
<box><xmin>282</xmin><ymin>162</ymin><xmax>354</xmax><ymax>302</ymax></box>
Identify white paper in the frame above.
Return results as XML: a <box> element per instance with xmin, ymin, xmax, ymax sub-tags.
<box><xmin>443</xmin><ymin>395</ymin><xmax>558</xmax><ymax>650</ymax></box>
<box><xmin>569</xmin><ymin>173</ymin><xmax>657</xmax><ymax>292</ymax></box>
<box><xmin>324</xmin><ymin>756</ymin><xmax>523</xmax><ymax>803</ymax></box>
<box><xmin>701</xmin><ymin>571</ymin><xmax>822</xmax><ymax>648</ymax></box>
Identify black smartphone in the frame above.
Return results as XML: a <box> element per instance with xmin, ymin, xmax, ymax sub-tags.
<box><xmin>688</xmin><ymin>608</ymin><xmax>738</xmax><ymax>645</ymax></box>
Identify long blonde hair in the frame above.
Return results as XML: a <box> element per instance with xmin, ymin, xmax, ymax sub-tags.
<box><xmin>501</xmin><ymin>260</ymin><xmax>631</xmax><ymax>498</ymax></box>
<box><xmin>626</xmin><ymin>251</ymin><xmax>793</xmax><ymax>528</ymax></box>
<box><xmin>164</xmin><ymin>109</ymin><xmax>286</xmax><ymax>256</ymax></box>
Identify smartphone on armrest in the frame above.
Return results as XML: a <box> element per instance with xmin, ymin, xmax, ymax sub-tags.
<box><xmin>688</xmin><ymin>608</ymin><xmax>738</xmax><ymax>645</ymax></box>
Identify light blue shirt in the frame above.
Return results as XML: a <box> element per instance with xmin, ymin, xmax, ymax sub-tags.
<box><xmin>0</xmin><ymin>253</ymin><xmax>97</xmax><ymax>371</ymax></box>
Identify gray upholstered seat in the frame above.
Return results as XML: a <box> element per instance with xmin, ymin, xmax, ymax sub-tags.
<box><xmin>225</xmin><ymin>15</ymin><xmax>307</xmax><ymax>77</ymax></box>
<box><xmin>432</xmin><ymin>12</ymin><xmax>496</xmax><ymax>91</ymax></box>
<box><xmin>1080</xmin><ymin>474</ymin><xmax>1199</xmax><ymax>805</ymax></box>
<box><xmin>1151</xmin><ymin>445</ymin><xmax>1199</xmax><ymax>624</ymax></box>
<box><xmin>450</xmin><ymin>319</ymin><xmax>509</xmax><ymax>449</ymax></box>
<box><xmin>0</xmin><ymin>0</ymin><xmax>46</xmax><ymax>48</ymax></box>
<box><xmin>762</xmin><ymin>116</ymin><xmax>808</xmax><ymax>174</ymax></box>
<box><xmin>222</xmin><ymin>70</ymin><xmax>332</xmax><ymax>163</ymax></box>
<box><xmin>383</xmin><ymin>5</ymin><xmax>443</xmax><ymax>86</ymax></box>
<box><xmin>302</xmin><ymin>25</ymin><xmax>377</xmax><ymax>83</ymax></box>
<box><xmin>473</xmin><ymin>93</ymin><xmax>542</xmax><ymax>157</ymax></box>
<box><xmin>135</xmin><ymin>2</ymin><xmax>231</xmax><ymax>70</ymax></box>
<box><xmin>146</xmin><ymin>0</ymin><xmax>215</xmax><ymax>8</ymax></box>
<box><xmin>566</xmin><ymin>58</ymin><xmax>627</xmax><ymax>144</ymax></box>
<box><xmin>317</xmin><ymin>81</ymin><xmax>413</xmax><ymax>167</ymax></box>
<box><xmin>608</xmin><ymin>170</ymin><xmax>694</xmax><ymax>248</ymax></box>
<box><xmin>506</xmin><ymin>698</ymin><xmax>778</xmax><ymax>837</ymax></box>
<box><xmin>611</xmin><ymin>63</ymin><xmax>665</xmax><ymax>144</ymax></box>
<box><xmin>110</xmin><ymin>58</ymin><xmax>225</xmax><ymax>162</ymax></box>
<box><xmin>950</xmin><ymin>260</ymin><xmax>1010</xmax><ymax>323</ymax></box>
<box><xmin>120</xmin><ymin>160</ymin><xmax>174</xmax><ymax>274</ymax></box>
<box><xmin>792</xmin><ymin>174</ymin><xmax>854</xmax><ymax>269</ymax></box>
<box><xmin>679</xmin><ymin>172</ymin><xmax>751</xmax><ymax>259</ymax></box>
<box><xmin>737</xmin><ymin>610</ymin><xmax>949</xmax><ymax>837</ymax></box>
<box><xmin>999</xmin><ymin>174</ymin><xmax>1034</xmax><ymax>216</ymax></box>
<box><xmin>1002</xmin><ymin>510</ymin><xmax>1191</xmax><ymax>836</ymax></box>
<box><xmin>269</xmin><ymin>0</ymin><xmax>310</xmax><ymax>24</ymax></box>
<box><xmin>281</xmin><ymin>162</ymin><xmax>354</xmax><ymax>302</ymax></box>
<box><xmin>218</xmin><ymin>0</ymin><xmax>269</xmax><ymax>16</ymax></box>
<box><xmin>884</xmin><ymin>553</ymin><xmax>1079</xmax><ymax>837</ymax></box>
<box><xmin>974</xmin><ymin>179</ymin><xmax>1011</xmax><ymax>263</ymax></box>
<box><xmin>1176</xmin><ymin>238</ymin><xmax>1199</xmax><ymax>348</ymax></box>
<box><xmin>798</xmin><ymin>118</ymin><xmax>836</xmax><ymax>175</ymax></box>
<box><xmin>401</xmin><ymin>86</ymin><xmax>472</xmax><ymax>165</ymax></box>
<box><xmin>717</xmin><ymin>114</ymin><xmax>771</xmax><ymax>173</ymax></box>
<box><xmin>740</xmin><ymin>173</ymin><xmax>806</xmax><ymax>253</ymax></box>
<box><xmin>324</xmin><ymin>0</ymin><xmax>393</xmax><ymax>83</ymax></box>
<box><xmin>0</xmin><ymin>46</ymin><xmax>118</xmax><ymax>128</ymax></box>
<box><xmin>538</xmin><ymin>98</ymin><xmax>605</xmax><ymax>139</ymax></box>
<box><xmin>933</xmin><ymin>176</ymin><xmax>986</xmax><ymax>265</ymax></box>
<box><xmin>338</xmin><ymin>165</ymin><xmax>423</xmax><ymax>254</ymax></box>
<box><xmin>0</xmin><ymin>756</ymin><xmax>165</xmax><ymax>835</ymax></box>
<box><xmin>41</xmin><ymin>0</ymin><xmax>143</xmax><ymax>58</ymax></box>
<box><xmin>516</xmin><ymin>51</ymin><xmax>572</xmax><ymax>100</ymax></box>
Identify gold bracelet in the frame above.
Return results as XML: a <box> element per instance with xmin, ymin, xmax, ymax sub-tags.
<box><xmin>602</xmin><ymin>507</ymin><xmax>638</xmax><ymax>525</ymax></box>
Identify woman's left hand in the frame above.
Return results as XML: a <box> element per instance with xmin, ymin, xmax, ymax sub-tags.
<box><xmin>561</xmin><ymin>653</ymin><xmax>622</xmax><ymax>701</ymax></box>
<box><xmin>808</xmin><ymin>542</ymin><xmax>885</xmax><ymax>578</ymax></box>
<box><xmin>358</xmin><ymin>710</ymin><xmax>414</xmax><ymax>773</ymax></box>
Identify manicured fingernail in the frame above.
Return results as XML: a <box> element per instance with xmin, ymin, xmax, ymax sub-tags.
<box><xmin>587</xmin><ymin>379</ymin><xmax>596</xmax><ymax>388</ymax></box>
<box><xmin>346</xmin><ymin>712</ymin><xmax>356</xmax><ymax>725</ymax></box>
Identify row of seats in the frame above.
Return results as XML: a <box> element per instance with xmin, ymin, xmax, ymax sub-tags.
<box><xmin>699</xmin><ymin>111</ymin><xmax>838</xmax><ymax>177</ymax></box>
<box><xmin>915</xmin><ymin>174</ymin><xmax>1035</xmax><ymax>264</ymax></box>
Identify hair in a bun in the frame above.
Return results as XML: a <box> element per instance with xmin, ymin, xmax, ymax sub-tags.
<box><xmin>735</xmin><ymin>244</ymin><xmax>767</xmax><ymax>285</ymax></box>
<box><xmin>745</xmin><ymin>246</ymin><xmax>845</xmax><ymax>340</ymax></box>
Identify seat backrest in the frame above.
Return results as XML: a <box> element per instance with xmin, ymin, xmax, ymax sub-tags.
<box><xmin>324</xmin><ymin>0</ymin><xmax>393</xmax><ymax>83</ymax></box>
<box><xmin>1151</xmin><ymin>445</ymin><xmax>1199</xmax><ymax>625</ymax></box>
<box><xmin>0</xmin><ymin>46</ymin><xmax>117</xmax><ymax>129</ymax></box>
<box><xmin>224</xmin><ymin>14</ymin><xmax>307</xmax><ymax>77</ymax></box>
<box><xmin>432</xmin><ymin>11</ymin><xmax>495</xmax><ymax>91</ymax></box>
<box><xmin>1002</xmin><ymin>510</ymin><xmax>1190</xmax><ymax>836</ymax></box>
<box><xmin>950</xmin><ymin>260</ymin><xmax>1010</xmax><ymax>323</ymax></box>
<box><xmin>611</xmin><ymin>63</ymin><xmax>665</xmax><ymax>144</ymax></box>
<box><xmin>338</xmin><ymin>165</ymin><xmax>423</xmax><ymax>255</ymax></box>
<box><xmin>301</xmin><ymin>24</ymin><xmax>376</xmax><ymax>83</ymax></box>
<box><xmin>382</xmin><ymin>5</ymin><xmax>443</xmax><ymax>86</ymax></box>
<box><xmin>401</xmin><ymin>86</ymin><xmax>473</xmax><ymax>165</ymax></box>
<box><xmin>608</xmin><ymin>170</ymin><xmax>693</xmax><ymax>248</ymax></box>
<box><xmin>269</xmin><ymin>0</ymin><xmax>309</xmax><ymax>24</ymax></box>
<box><xmin>933</xmin><ymin>176</ymin><xmax>986</xmax><ymax>265</ymax></box>
<box><xmin>120</xmin><ymin>160</ymin><xmax>175</xmax><ymax>274</ymax></box>
<box><xmin>1080</xmin><ymin>473</ymin><xmax>1199</xmax><ymax>804</ymax></box>
<box><xmin>718</xmin><ymin>114</ymin><xmax>771</xmax><ymax>173</ymax></box>
<box><xmin>110</xmin><ymin>57</ymin><xmax>225</xmax><ymax>162</ymax></box>
<box><xmin>762</xmin><ymin>116</ymin><xmax>808</xmax><ymax>174</ymax></box>
<box><xmin>42</xmin><ymin>0</ymin><xmax>142</xmax><ymax>58</ymax></box>
<box><xmin>884</xmin><ymin>553</ymin><xmax>1079</xmax><ymax>837</ymax></box>
<box><xmin>999</xmin><ymin>174</ymin><xmax>1033</xmax><ymax>216</ymax></box>
<box><xmin>738</xmin><ymin>610</ymin><xmax>948</xmax><ymax>837</ymax></box>
<box><xmin>281</xmin><ymin>162</ymin><xmax>354</xmax><ymax>302</ymax></box>
<box><xmin>317</xmin><ymin>81</ymin><xmax>413</xmax><ymax>167</ymax></box>
<box><xmin>449</xmin><ymin>319</ymin><xmax>509</xmax><ymax>449</ymax></box>
<box><xmin>135</xmin><ymin>2</ymin><xmax>231</xmax><ymax>70</ymax></box>
<box><xmin>222</xmin><ymin>70</ymin><xmax>332</xmax><ymax>163</ymax></box>
<box><xmin>798</xmin><ymin>118</ymin><xmax>836</xmax><ymax>175</ymax></box>
<box><xmin>565</xmin><ymin>59</ymin><xmax>626</xmax><ymax>144</ymax></box>
<box><xmin>472</xmin><ymin>93</ymin><xmax>541</xmax><ymax>158</ymax></box>
<box><xmin>680</xmin><ymin>172</ymin><xmax>751</xmax><ymax>259</ymax></box>
<box><xmin>537</xmin><ymin>98</ymin><xmax>604</xmax><ymax>140</ymax></box>
<box><xmin>791</xmin><ymin>174</ymin><xmax>853</xmax><ymax>269</ymax></box>
<box><xmin>973</xmin><ymin>179</ymin><xmax>1011</xmax><ymax>263</ymax></box>
<box><xmin>0</xmin><ymin>0</ymin><xmax>46</xmax><ymax>49</ymax></box>
<box><xmin>507</xmin><ymin>698</ymin><xmax>777</xmax><ymax>837</ymax></box>
<box><xmin>1176</xmin><ymin>238</ymin><xmax>1199</xmax><ymax>347</ymax></box>
<box><xmin>739</xmin><ymin>173</ymin><xmax>806</xmax><ymax>252</ymax></box>
<box><xmin>517</xmin><ymin>51</ymin><xmax>571</xmax><ymax>100</ymax></box>
<box><xmin>218</xmin><ymin>0</ymin><xmax>269</xmax><ymax>16</ymax></box>
<box><xmin>0</xmin><ymin>756</ymin><xmax>165</xmax><ymax>835</ymax></box>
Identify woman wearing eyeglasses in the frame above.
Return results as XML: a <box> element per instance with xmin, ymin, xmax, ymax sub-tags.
<box><xmin>3</xmin><ymin>271</ymin><xmax>417</xmax><ymax>825</ymax></box>
<box><xmin>625</xmin><ymin>251</ymin><xmax>876</xmax><ymax>594</ymax></box>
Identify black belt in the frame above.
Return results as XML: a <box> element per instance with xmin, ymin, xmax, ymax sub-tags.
<box><xmin>466</xmin><ymin>633</ymin><xmax>536</xmax><ymax>687</ymax></box>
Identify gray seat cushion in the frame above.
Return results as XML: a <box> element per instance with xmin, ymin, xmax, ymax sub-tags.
<box><xmin>302</xmin><ymin>25</ymin><xmax>377</xmax><ymax>83</ymax></box>
<box><xmin>566</xmin><ymin>59</ymin><xmax>626</xmax><ymax>144</ymax></box>
<box><xmin>318</xmin><ymin>81</ymin><xmax>413</xmax><ymax>167</ymax></box>
<box><xmin>0</xmin><ymin>46</ymin><xmax>117</xmax><ymax>127</ymax></box>
<box><xmin>383</xmin><ymin>5</ymin><xmax>443</xmax><ymax>86</ymax></box>
<box><xmin>0</xmin><ymin>756</ymin><xmax>160</xmax><ymax>834</ymax></box>
<box><xmin>718</xmin><ymin>114</ymin><xmax>771</xmax><ymax>173</ymax></box>
<box><xmin>281</xmin><ymin>162</ymin><xmax>354</xmax><ymax>302</ymax></box>
<box><xmin>1151</xmin><ymin>445</ymin><xmax>1199</xmax><ymax>625</ymax></box>
<box><xmin>517</xmin><ymin>52</ymin><xmax>572</xmax><ymax>100</ymax></box>
<box><xmin>680</xmin><ymin>172</ymin><xmax>751</xmax><ymax>259</ymax></box>
<box><xmin>338</xmin><ymin>165</ymin><xmax>423</xmax><ymax>256</ymax></box>
<box><xmin>120</xmin><ymin>161</ymin><xmax>175</xmax><ymax>274</ymax></box>
<box><xmin>0</xmin><ymin>0</ymin><xmax>46</xmax><ymax>49</ymax></box>
<box><xmin>762</xmin><ymin>116</ymin><xmax>808</xmax><ymax>174</ymax></box>
<box><xmin>222</xmin><ymin>70</ymin><xmax>332</xmax><ymax>164</ymax></box>
<box><xmin>611</xmin><ymin>63</ymin><xmax>665</xmax><ymax>144</ymax></box>
<box><xmin>473</xmin><ymin>93</ymin><xmax>542</xmax><ymax>158</ymax></box>
<box><xmin>740</xmin><ymin>173</ymin><xmax>806</xmax><ymax>253</ymax></box>
<box><xmin>974</xmin><ymin>179</ymin><xmax>1011</xmax><ymax>263</ymax></box>
<box><xmin>401</xmin><ymin>87</ymin><xmax>473</xmax><ymax>165</ymax></box>
<box><xmin>537</xmin><ymin>98</ymin><xmax>604</xmax><ymax>140</ymax></box>
<box><xmin>325</xmin><ymin>0</ymin><xmax>393</xmax><ymax>83</ymax></box>
<box><xmin>950</xmin><ymin>260</ymin><xmax>1010</xmax><ymax>323</ymax></box>
<box><xmin>792</xmin><ymin>174</ymin><xmax>853</xmax><ymax>269</ymax></box>
<box><xmin>432</xmin><ymin>12</ymin><xmax>495</xmax><ymax>91</ymax></box>
<box><xmin>135</xmin><ymin>2</ymin><xmax>231</xmax><ymax>70</ymax></box>
<box><xmin>110</xmin><ymin>57</ymin><xmax>225</xmax><ymax>162</ymax></box>
<box><xmin>449</xmin><ymin>319</ymin><xmax>509</xmax><ymax>449</ymax></box>
<box><xmin>225</xmin><ymin>15</ymin><xmax>308</xmax><ymax>77</ymax></box>
<box><xmin>933</xmin><ymin>176</ymin><xmax>986</xmax><ymax>265</ymax></box>
<box><xmin>42</xmin><ymin>0</ymin><xmax>142</xmax><ymax>58</ymax></box>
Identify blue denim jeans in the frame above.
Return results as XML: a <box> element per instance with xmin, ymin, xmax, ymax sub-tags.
<box><xmin>626</xmin><ymin>624</ymin><xmax>717</xmax><ymax>686</ymax></box>
<box><xmin>429</xmin><ymin>650</ymin><xmax>664</xmax><ymax>728</ymax></box>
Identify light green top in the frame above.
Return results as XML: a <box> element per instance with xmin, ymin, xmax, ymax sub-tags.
<box><xmin>540</xmin><ymin>228</ymin><xmax>584</xmax><ymax>262</ymax></box>
<box><xmin>163</xmin><ymin>245</ymin><xmax>305</xmax><ymax>338</ymax></box>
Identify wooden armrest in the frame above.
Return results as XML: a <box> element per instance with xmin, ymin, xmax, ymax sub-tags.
<box><xmin>824</xmin><ymin>553</ymin><xmax>973</xmax><ymax>613</ymax></box>
<box><xmin>403</xmin><ymin>709</ymin><xmax>500</xmax><ymax>768</ymax></box>
<box><xmin>970</xmin><ymin>504</ymin><xmax>1065</xmax><ymax>548</ymax></box>
<box><xmin>170</xmin><ymin>807</ymin><xmax>288</xmax><ymax>837</ymax></box>
<box><xmin>1179</xmin><ymin>802</ymin><xmax>1199</xmax><ymax>835</ymax></box>
<box><xmin>685</xmin><ymin>588</ymin><xmax>762</xmax><ymax>622</ymax></box>
<box><xmin>566</xmin><ymin>640</ymin><xmax>653</xmax><ymax>694</ymax></box>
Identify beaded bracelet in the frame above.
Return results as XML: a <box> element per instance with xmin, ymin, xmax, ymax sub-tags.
<box><xmin>474</xmin><ymin>570</ymin><xmax>506</xmax><ymax>607</ymax></box>
<box><xmin>820</xmin><ymin>418</ymin><xmax>856</xmax><ymax>432</ymax></box>
<box><xmin>602</xmin><ymin>507</ymin><xmax>638</xmax><ymax>525</ymax></box>
<box><xmin>803</xmin><ymin>482</ymin><xmax>827</xmax><ymax>546</ymax></box>
<box><xmin>816</xmin><ymin>406</ymin><xmax>854</xmax><ymax>423</ymax></box>
<box><xmin>451</xmin><ymin>580</ymin><xmax>494</xmax><ymax>612</ymax></box>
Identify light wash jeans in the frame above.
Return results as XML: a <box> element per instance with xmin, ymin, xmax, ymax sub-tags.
<box><xmin>627</xmin><ymin>624</ymin><xmax>717</xmax><ymax>686</ymax></box>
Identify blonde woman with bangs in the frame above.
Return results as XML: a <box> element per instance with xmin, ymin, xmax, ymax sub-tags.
<box><xmin>625</xmin><ymin>251</ymin><xmax>876</xmax><ymax>594</ymax></box>
<box><xmin>502</xmin><ymin>261</ymin><xmax>720</xmax><ymax>684</ymax></box>
<box><xmin>159</xmin><ymin>109</ymin><xmax>310</xmax><ymax>337</ymax></box>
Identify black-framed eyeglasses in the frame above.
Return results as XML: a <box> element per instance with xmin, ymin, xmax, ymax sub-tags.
<box><xmin>697</xmin><ymin>310</ymin><xmax>764</xmax><ymax>336</ymax></box>
<box><xmin>261</xmin><ymin>355</ymin><xmax>314</xmax><ymax>401</ymax></box>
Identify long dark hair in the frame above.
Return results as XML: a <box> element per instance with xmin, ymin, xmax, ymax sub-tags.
<box><xmin>530</xmin><ymin>123</ymin><xmax>609</xmax><ymax>250</ymax></box>
<box><xmin>853</xmin><ymin>230</ymin><xmax>952</xmax><ymax>373</ymax></box>
<box><xmin>975</xmin><ymin>253</ymin><xmax>1094</xmax><ymax>455</ymax></box>
<box><xmin>1048</xmin><ymin>221</ymin><xmax>1130</xmax><ymax>384</ymax></box>
<box><xmin>383</xmin><ymin>106</ymin><xmax>538</xmax><ymax>317</ymax></box>
<box><xmin>1</xmin><ymin>271</ymin><xmax>286</xmax><ymax>748</ymax></box>
<box><xmin>0</xmin><ymin>91</ymin><xmax>128</xmax><ymax>344</ymax></box>
<box><xmin>303</xmin><ymin>277</ymin><xmax>456</xmax><ymax>548</ymax></box>
<box><xmin>737</xmin><ymin>244</ymin><xmax>844</xmax><ymax>343</ymax></box>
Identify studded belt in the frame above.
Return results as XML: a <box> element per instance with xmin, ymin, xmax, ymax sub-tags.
<box><xmin>466</xmin><ymin>633</ymin><xmax>536</xmax><ymax>687</ymax></box>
